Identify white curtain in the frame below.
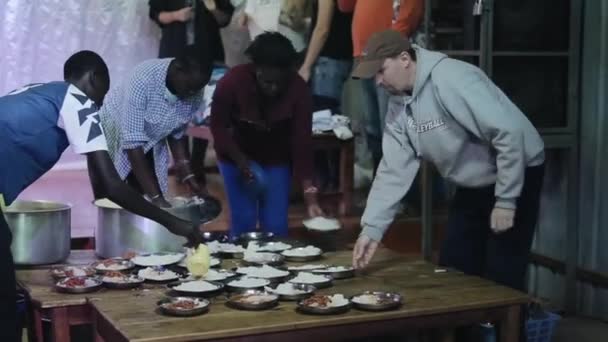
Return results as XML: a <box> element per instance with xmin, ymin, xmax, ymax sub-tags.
<box><xmin>0</xmin><ymin>0</ymin><xmax>161</xmax><ymax>169</ymax></box>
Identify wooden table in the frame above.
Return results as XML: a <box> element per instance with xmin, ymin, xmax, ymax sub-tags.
<box><xmin>91</xmin><ymin>249</ymin><xmax>529</xmax><ymax>342</ymax></box>
<box><xmin>17</xmin><ymin>251</ymin><xmax>100</xmax><ymax>342</ymax></box>
<box><xmin>186</xmin><ymin>126</ymin><xmax>355</xmax><ymax>215</ymax></box>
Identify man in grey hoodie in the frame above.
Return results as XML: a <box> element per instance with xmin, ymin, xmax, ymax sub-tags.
<box><xmin>351</xmin><ymin>30</ymin><xmax>545</xmax><ymax>293</ymax></box>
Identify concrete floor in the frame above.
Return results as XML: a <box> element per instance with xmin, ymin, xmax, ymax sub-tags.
<box><xmin>553</xmin><ymin>316</ymin><xmax>608</xmax><ymax>342</ymax></box>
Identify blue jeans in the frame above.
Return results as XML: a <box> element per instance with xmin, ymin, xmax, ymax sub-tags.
<box><xmin>218</xmin><ymin>161</ymin><xmax>291</xmax><ymax>239</ymax></box>
<box><xmin>359</xmin><ymin>77</ymin><xmax>390</xmax><ymax>169</ymax></box>
<box><xmin>310</xmin><ymin>56</ymin><xmax>352</xmax><ymax>113</ymax></box>
<box><xmin>310</xmin><ymin>57</ymin><xmax>352</xmax><ymax>189</ymax></box>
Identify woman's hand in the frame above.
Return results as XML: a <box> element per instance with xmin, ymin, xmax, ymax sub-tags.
<box><xmin>303</xmin><ymin>186</ymin><xmax>324</xmax><ymax>218</ymax></box>
<box><xmin>235</xmin><ymin>159</ymin><xmax>254</xmax><ymax>183</ymax></box>
<box><xmin>298</xmin><ymin>66</ymin><xmax>311</xmax><ymax>82</ymax></box>
<box><xmin>307</xmin><ymin>203</ymin><xmax>324</xmax><ymax>218</ymax></box>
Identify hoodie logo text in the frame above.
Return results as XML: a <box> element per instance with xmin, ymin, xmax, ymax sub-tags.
<box><xmin>407</xmin><ymin>117</ymin><xmax>446</xmax><ymax>133</ymax></box>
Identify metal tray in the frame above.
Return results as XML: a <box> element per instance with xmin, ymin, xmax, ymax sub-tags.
<box><xmin>101</xmin><ymin>276</ymin><xmax>145</xmax><ymax>290</ymax></box>
<box><xmin>247</xmin><ymin>241</ymin><xmax>293</xmax><ymax>253</ymax></box>
<box><xmin>177</xmin><ymin>257</ymin><xmax>221</xmax><ymax>269</ymax></box>
<box><xmin>235</xmin><ymin>267</ymin><xmax>290</xmax><ymax>282</ymax></box>
<box><xmin>217</xmin><ymin>251</ymin><xmax>245</xmax><ymax>259</ymax></box>
<box><xmin>266</xmin><ymin>283</ymin><xmax>316</xmax><ymax>301</ymax></box>
<box><xmin>201</xmin><ymin>232</ymin><xmax>229</xmax><ymax>243</ymax></box>
<box><xmin>225</xmin><ymin>278</ymin><xmax>271</xmax><ymax>293</ymax></box>
<box><xmin>287</xmin><ymin>264</ymin><xmax>328</xmax><ymax>272</ymax></box>
<box><xmin>131</xmin><ymin>252</ymin><xmax>185</xmax><ymax>267</ymax></box>
<box><xmin>180</xmin><ymin>270</ymin><xmax>238</xmax><ymax>284</ymax></box>
<box><xmin>237</xmin><ymin>232</ymin><xmax>275</xmax><ymax>245</ymax></box>
<box><xmin>55</xmin><ymin>277</ymin><xmax>103</xmax><ymax>294</ymax></box>
<box><xmin>242</xmin><ymin>253</ymin><xmax>285</xmax><ymax>267</ymax></box>
<box><xmin>288</xmin><ymin>274</ymin><xmax>333</xmax><ymax>289</ymax></box>
<box><xmin>157</xmin><ymin>297</ymin><xmax>210</xmax><ymax>317</ymax></box>
<box><xmin>201</xmin><ymin>269</ymin><xmax>238</xmax><ymax>283</ymax></box>
<box><xmin>281</xmin><ymin>248</ymin><xmax>323</xmax><ymax>262</ymax></box>
<box><xmin>226</xmin><ymin>290</ymin><xmax>279</xmax><ymax>311</ymax></box>
<box><xmin>166</xmin><ymin>280</ymin><xmax>225</xmax><ymax>297</ymax></box>
<box><xmin>50</xmin><ymin>266</ymin><xmax>96</xmax><ymax>279</ymax></box>
<box><xmin>296</xmin><ymin>298</ymin><xmax>351</xmax><ymax>315</ymax></box>
<box><xmin>91</xmin><ymin>258</ymin><xmax>135</xmax><ymax>274</ymax></box>
<box><xmin>137</xmin><ymin>266</ymin><xmax>181</xmax><ymax>283</ymax></box>
<box><xmin>312</xmin><ymin>266</ymin><xmax>355</xmax><ymax>280</ymax></box>
<box><xmin>140</xmin><ymin>274</ymin><xmax>181</xmax><ymax>284</ymax></box>
<box><xmin>351</xmin><ymin>292</ymin><xmax>403</xmax><ymax>311</ymax></box>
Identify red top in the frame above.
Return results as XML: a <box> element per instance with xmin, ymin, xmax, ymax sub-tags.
<box><xmin>338</xmin><ymin>0</ymin><xmax>424</xmax><ymax>57</ymax></box>
<box><xmin>210</xmin><ymin>64</ymin><xmax>313</xmax><ymax>184</ymax></box>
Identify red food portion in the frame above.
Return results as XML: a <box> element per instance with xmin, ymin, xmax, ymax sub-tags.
<box><xmin>123</xmin><ymin>252</ymin><xmax>136</xmax><ymax>260</ymax></box>
<box><xmin>168</xmin><ymin>300</ymin><xmax>197</xmax><ymax>310</ymax></box>
<box><xmin>302</xmin><ymin>295</ymin><xmax>331</xmax><ymax>307</ymax></box>
<box><xmin>62</xmin><ymin>278</ymin><xmax>86</xmax><ymax>288</ymax></box>
<box><xmin>104</xmin><ymin>271</ymin><xmax>125</xmax><ymax>278</ymax></box>
<box><xmin>102</xmin><ymin>259</ymin><xmax>118</xmax><ymax>267</ymax></box>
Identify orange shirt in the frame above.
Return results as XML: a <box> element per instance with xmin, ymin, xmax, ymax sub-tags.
<box><xmin>338</xmin><ymin>0</ymin><xmax>424</xmax><ymax>57</ymax></box>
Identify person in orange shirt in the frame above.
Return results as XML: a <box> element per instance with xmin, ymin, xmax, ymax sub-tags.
<box><xmin>338</xmin><ymin>0</ymin><xmax>424</xmax><ymax>170</ymax></box>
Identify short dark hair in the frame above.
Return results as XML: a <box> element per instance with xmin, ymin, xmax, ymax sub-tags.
<box><xmin>244</xmin><ymin>32</ymin><xmax>298</xmax><ymax>69</ymax></box>
<box><xmin>63</xmin><ymin>50</ymin><xmax>109</xmax><ymax>81</ymax></box>
<box><xmin>175</xmin><ymin>45</ymin><xmax>213</xmax><ymax>76</ymax></box>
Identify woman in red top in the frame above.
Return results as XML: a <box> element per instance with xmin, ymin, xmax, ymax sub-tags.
<box><xmin>210</xmin><ymin>32</ymin><xmax>323</xmax><ymax>238</ymax></box>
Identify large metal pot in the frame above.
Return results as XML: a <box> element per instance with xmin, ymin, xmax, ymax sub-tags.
<box><xmin>4</xmin><ymin>200</ymin><xmax>71</xmax><ymax>265</ymax></box>
<box><xmin>94</xmin><ymin>197</ymin><xmax>221</xmax><ymax>258</ymax></box>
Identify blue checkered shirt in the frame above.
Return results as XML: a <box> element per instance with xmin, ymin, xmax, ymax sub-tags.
<box><xmin>99</xmin><ymin>59</ymin><xmax>203</xmax><ymax>195</ymax></box>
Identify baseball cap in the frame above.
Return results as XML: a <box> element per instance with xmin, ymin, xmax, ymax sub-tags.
<box><xmin>351</xmin><ymin>30</ymin><xmax>412</xmax><ymax>79</ymax></box>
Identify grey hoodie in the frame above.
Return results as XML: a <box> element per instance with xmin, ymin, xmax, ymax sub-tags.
<box><xmin>361</xmin><ymin>46</ymin><xmax>545</xmax><ymax>242</ymax></box>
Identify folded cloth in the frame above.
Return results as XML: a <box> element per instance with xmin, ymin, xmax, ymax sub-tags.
<box><xmin>333</xmin><ymin>125</ymin><xmax>353</xmax><ymax>140</ymax></box>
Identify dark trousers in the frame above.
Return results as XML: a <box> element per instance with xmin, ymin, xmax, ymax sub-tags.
<box><xmin>0</xmin><ymin>207</ymin><xmax>18</xmax><ymax>342</ymax></box>
<box><xmin>191</xmin><ymin>138</ymin><xmax>208</xmax><ymax>184</ymax></box>
<box><xmin>439</xmin><ymin>165</ymin><xmax>544</xmax><ymax>291</ymax></box>
<box><xmin>439</xmin><ymin>165</ymin><xmax>544</xmax><ymax>342</ymax></box>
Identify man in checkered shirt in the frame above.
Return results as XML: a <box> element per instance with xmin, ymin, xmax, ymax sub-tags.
<box><xmin>99</xmin><ymin>47</ymin><xmax>212</xmax><ymax>207</ymax></box>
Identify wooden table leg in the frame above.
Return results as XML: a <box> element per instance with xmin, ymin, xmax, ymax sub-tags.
<box><xmin>33</xmin><ymin>308</ymin><xmax>44</xmax><ymax>342</ymax></box>
<box><xmin>93</xmin><ymin>307</ymin><xmax>127</xmax><ymax>342</ymax></box>
<box><xmin>499</xmin><ymin>305</ymin><xmax>521</xmax><ymax>342</ymax></box>
<box><xmin>50</xmin><ymin>307</ymin><xmax>70</xmax><ymax>342</ymax></box>
<box><xmin>338</xmin><ymin>140</ymin><xmax>354</xmax><ymax>216</ymax></box>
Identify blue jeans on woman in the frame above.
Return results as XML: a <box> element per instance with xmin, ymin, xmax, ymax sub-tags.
<box><xmin>218</xmin><ymin>161</ymin><xmax>291</xmax><ymax>239</ymax></box>
<box><xmin>310</xmin><ymin>56</ymin><xmax>352</xmax><ymax>189</ymax></box>
<box><xmin>310</xmin><ymin>56</ymin><xmax>352</xmax><ymax>107</ymax></box>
